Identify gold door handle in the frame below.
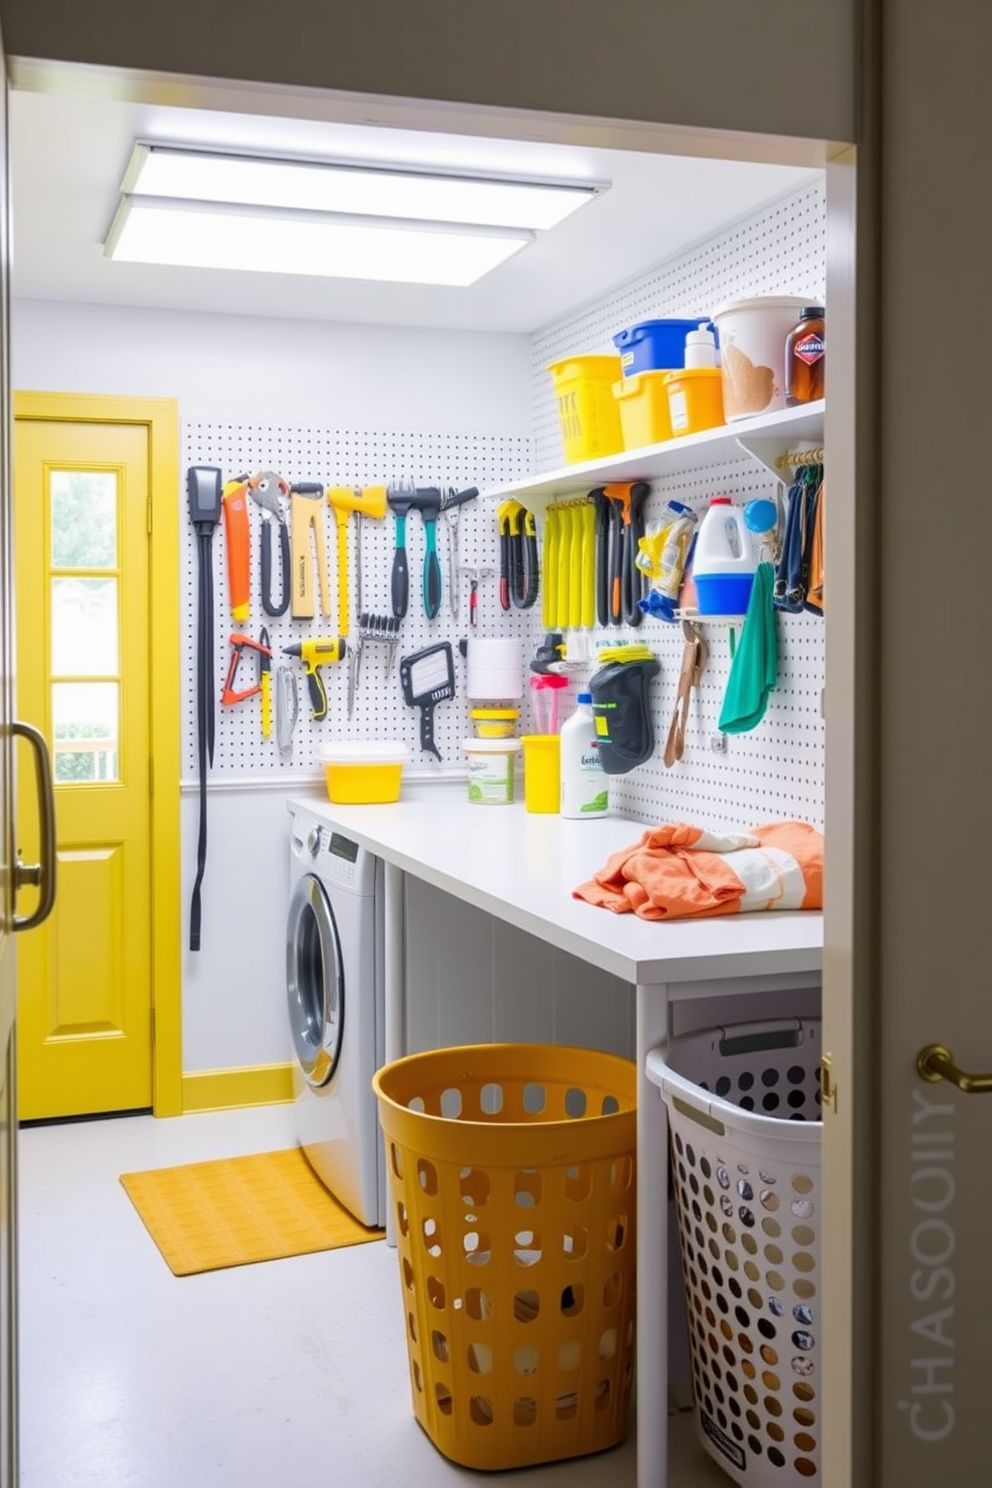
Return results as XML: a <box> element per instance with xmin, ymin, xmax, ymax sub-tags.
<box><xmin>916</xmin><ymin>1044</ymin><xmax>992</xmax><ymax>1094</ymax></box>
<box><xmin>12</xmin><ymin>719</ymin><xmax>57</xmax><ymax>932</ymax></box>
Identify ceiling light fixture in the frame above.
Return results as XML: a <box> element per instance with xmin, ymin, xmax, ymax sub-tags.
<box><xmin>104</xmin><ymin>143</ymin><xmax>605</xmax><ymax>286</ymax></box>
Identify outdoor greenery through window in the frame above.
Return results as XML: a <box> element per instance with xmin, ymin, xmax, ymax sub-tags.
<box><xmin>49</xmin><ymin>470</ymin><xmax>120</xmax><ymax>782</ymax></box>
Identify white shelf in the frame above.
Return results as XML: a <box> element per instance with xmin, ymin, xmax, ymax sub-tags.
<box><xmin>482</xmin><ymin>399</ymin><xmax>824</xmax><ymax>512</ymax></box>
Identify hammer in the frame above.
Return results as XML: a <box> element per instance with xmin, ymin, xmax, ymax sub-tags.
<box><xmin>458</xmin><ymin>565</ymin><xmax>494</xmax><ymax>629</ymax></box>
<box><xmin>326</xmin><ymin>485</ymin><xmax>388</xmax><ymax>638</ymax></box>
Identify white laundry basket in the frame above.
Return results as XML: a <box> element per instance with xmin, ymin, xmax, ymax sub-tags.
<box><xmin>646</xmin><ymin>1018</ymin><xmax>823</xmax><ymax>1488</ymax></box>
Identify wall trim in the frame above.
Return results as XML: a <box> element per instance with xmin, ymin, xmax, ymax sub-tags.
<box><xmin>182</xmin><ymin>1062</ymin><xmax>295</xmax><ymax>1113</ymax></box>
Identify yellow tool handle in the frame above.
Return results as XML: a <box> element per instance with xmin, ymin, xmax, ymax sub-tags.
<box><xmin>557</xmin><ymin>506</ymin><xmax>572</xmax><ymax>631</ymax></box>
<box><xmin>542</xmin><ymin>507</ymin><xmax>560</xmax><ymax>630</ymax></box>
<box><xmin>580</xmin><ymin>499</ymin><xmax>597</xmax><ymax>629</ymax></box>
<box><xmin>569</xmin><ymin>502</ymin><xmax>584</xmax><ymax>630</ymax></box>
<box><xmin>331</xmin><ymin>502</ymin><xmax>350</xmax><ymax>638</ymax></box>
<box><xmin>314</xmin><ymin>505</ymin><xmax>332</xmax><ymax>619</ymax></box>
<box><xmin>260</xmin><ymin>670</ymin><xmax>272</xmax><ymax>738</ymax></box>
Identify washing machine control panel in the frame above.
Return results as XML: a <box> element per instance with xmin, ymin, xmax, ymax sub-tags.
<box><xmin>307</xmin><ymin>826</ymin><xmax>323</xmax><ymax>858</ymax></box>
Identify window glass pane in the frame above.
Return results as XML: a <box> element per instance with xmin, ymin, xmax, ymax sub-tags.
<box><xmin>52</xmin><ymin>682</ymin><xmax>119</xmax><ymax>783</ymax></box>
<box><xmin>50</xmin><ymin>471</ymin><xmax>117</xmax><ymax>569</ymax></box>
<box><xmin>51</xmin><ymin>577</ymin><xmax>118</xmax><ymax>675</ymax></box>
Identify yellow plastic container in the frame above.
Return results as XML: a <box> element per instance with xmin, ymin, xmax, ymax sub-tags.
<box><xmin>662</xmin><ymin>367</ymin><xmax>725</xmax><ymax>436</ymax></box>
<box><xmin>611</xmin><ymin>369</ymin><xmax>676</xmax><ymax>449</ymax></box>
<box><xmin>547</xmin><ymin>356</ymin><xmax>624</xmax><ymax>464</ymax></box>
<box><xmin>470</xmin><ymin>707</ymin><xmax>520</xmax><ymax>739</ymax></box>
<box><xmin>373</xmin><ymin>1043</ymin><xmax>637</xmax><ymax>1471</ymax></box>
<box><xmin>519</xmin><ymin>734</ymin><xmax>561</xmax><ymax>814</ymax></box>
<box><xmin>319</xmin><ymin>741</ymin><xmax>406</xmax><ymax>804</ymax></box>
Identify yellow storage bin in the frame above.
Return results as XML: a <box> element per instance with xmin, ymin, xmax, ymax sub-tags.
<box><xmin>319</xmin><ymin>741</ymin><xmax>406</xmax><ymax>803</ymax></box>
<box><xmin>612</xmin><ymin>369</ymin><xmax>676</xmax><ymax>449</ymax></box>
<box><xmin>547</xmin><ymin>355</ymin><xmax>624</xmax><ymax>464</ymax></box>
<box><xmin>663</xmin><ymin>367</ymin><xmax>725</xmax><ymax>437</ymax></box>
<box><xmin>373</xmin><ymin>1043</ymin><xmax>637</xmax><ymax>1471</ymax></box>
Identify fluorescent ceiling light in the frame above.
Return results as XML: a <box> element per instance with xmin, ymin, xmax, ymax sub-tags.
<box><xmin>105</xmin><ymin>197</ymin><xmax>532</xmax><ymax>286</ymax></box>
<box><xmin>122</xmin><ymin>143</ymin><xmax>602</xmax><ymax>231</ymax></box>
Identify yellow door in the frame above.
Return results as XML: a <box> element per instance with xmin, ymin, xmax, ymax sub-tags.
<box><xmin>14</xmin><ymin>417</ymin><xmax>154</xmax><ymax>1120</ymax></box>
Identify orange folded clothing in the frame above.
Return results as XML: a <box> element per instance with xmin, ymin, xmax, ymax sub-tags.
<box><xmin>573</xmin><ymin>820</ymin><xmax>823</xmax><ymax>921</ymax></box>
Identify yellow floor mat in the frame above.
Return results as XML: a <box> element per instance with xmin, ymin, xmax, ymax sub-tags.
<box><xmin>120</xmin><ymin>1147</ymin><xmax>384</xmax><ymax>1276</ymax></box>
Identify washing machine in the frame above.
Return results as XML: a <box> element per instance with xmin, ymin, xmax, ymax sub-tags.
<box><xmin>286</xmin><ymin>802</ymin><xmax>386</xmax><ymax>1228</ymax></box>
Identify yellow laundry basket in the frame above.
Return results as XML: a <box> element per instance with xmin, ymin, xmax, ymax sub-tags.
<box><xmin>373</xmin><ymin>1043</ymin><xmax>637</xmax><ymax>1471</ymax></box>
<box><xmin>547</xmin><ymin>356</ymin><xmax>625</xmax><ymax>463</ymax></box>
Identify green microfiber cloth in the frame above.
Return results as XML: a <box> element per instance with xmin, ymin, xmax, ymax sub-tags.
<box><xmin>718</xmin><ymin>561</ymin><xmax>777</xmax><ymax>734</ymax></box>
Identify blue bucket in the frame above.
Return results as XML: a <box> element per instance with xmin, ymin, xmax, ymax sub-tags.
<box><xmin>612</xmin><ymin>318</ymin><xmax>717</xmax><ymax>376</ymax></box>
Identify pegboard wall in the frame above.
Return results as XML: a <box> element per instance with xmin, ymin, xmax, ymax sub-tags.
<box><xmin>529</xmin><ymin>177</ymin><xmax>827</xmax><ymax>833</ymax></box>
<box><xmin>533</xmin><ymin>177</ymin><xmax>826</xmax><ymax>471</ymax></box>
<box><xmin>180</xmin><ymin>425</ymin><xmax>534</xmax><ymax>779</ymax></box>
<box><xmin>179</xmin><ymin>177</ymin><xmax>826</xmax><ymax>833</ymax></box>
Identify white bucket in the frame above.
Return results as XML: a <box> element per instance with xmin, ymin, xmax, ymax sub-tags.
<box><xmin>710</xmin><ymin>295</ymin><xmax>812</xmax><ymax>421</ymax></box>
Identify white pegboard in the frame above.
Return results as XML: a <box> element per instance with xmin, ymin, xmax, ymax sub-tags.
<box><xmin>532</xmin><ymin>178</ymin><xmax>827</xmax><ymax>472</ymax></box>
<box><xmin>180</xmin><ymin>424</ymin><xmax>533</xmax><ymax>779</ymax></box>
<box><xmin>528</xmin><ymin>178</ymin><xmax>826</xmax><ymax>833</ymax></box>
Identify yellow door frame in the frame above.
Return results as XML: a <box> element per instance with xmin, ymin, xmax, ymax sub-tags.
<box><xmin>13</xmin><ymin>390</ymin><xmax>182</xmax><ymax>1117</ymax></box>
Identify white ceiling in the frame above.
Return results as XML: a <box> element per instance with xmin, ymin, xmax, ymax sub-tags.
<box><xmin>9</xmin><ymin>89</ymin><xmax>820</xmax><ymax>335</ymax></box>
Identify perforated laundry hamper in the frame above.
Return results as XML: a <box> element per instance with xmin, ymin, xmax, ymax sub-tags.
<box><xmin>646</xmin><ymin>1018</ymin><xmax>823</xmax><ymax>1488</ymax></box>
<box><xmin>372</xmin><ymin>1043</ymin><xmax>637</xmax><ymax>1471</ymax></box>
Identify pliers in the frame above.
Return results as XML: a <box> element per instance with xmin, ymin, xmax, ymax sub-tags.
<box><xmin>247</xmin><ymin>471</ymin><xmax>291</xmax><ymax>618</ymax></box>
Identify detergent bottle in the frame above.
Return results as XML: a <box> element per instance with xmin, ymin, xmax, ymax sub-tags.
<box><xmin>559</xmin><ymin>693</ymin><xmax>609</xmax><ymax>818</ymax></box>
<box><xmin>692</xmin><ymin>497</ymin><xmax>757</xmax><ymax>615</ymax></box>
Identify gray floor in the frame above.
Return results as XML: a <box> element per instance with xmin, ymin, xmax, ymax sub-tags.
<box><xmin>18</xmin><ymin>1103</ymin><xmax>730</xmax><ymax>1488</ymax></box>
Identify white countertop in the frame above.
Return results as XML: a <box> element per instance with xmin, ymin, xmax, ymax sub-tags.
<box><xmin>290</xmin><ymin>783</ymin><xmax>823</xmax><ymax>987</ymax></box>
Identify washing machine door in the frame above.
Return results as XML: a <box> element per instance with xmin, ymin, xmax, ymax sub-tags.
<box><xmin>286</xmin><ymin>873</ymin><xmax>344</xmax><ymax>1089</ymax></box>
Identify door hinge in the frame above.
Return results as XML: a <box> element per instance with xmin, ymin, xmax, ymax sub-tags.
<box><xmin>820</xmin><ymin>1052</ymin><xmax>838</xmax><ymax>1114</ymax></box>
<box><xmin>150</xmin><ymin>1005</ymin><xmax>156</xmax><ymax>1049</ymax></box>
<box><xmin>147</xmin><ymin>494</ymin><xmax>153</xmax><ymax>535</ymax></box>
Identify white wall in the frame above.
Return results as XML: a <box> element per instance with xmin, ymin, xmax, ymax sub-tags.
<box><xmin>12</xmin><ymin>298</ymin><xmax>532</xmax><ymax>1074</ymax></box>
<box><xmin>11</xmin><ymin>300</ymin><xmax>532</xmax><ymax>431</ymax></box>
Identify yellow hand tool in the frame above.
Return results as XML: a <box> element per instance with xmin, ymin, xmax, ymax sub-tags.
<box><xmin>326</xmin><ymin>485</ymin><xmax>388</xmax><ymax>639</ymax></box>
<box><xmin>542</xmin><ymin>506</ymin><xmax>560</xmax><ymax>630</ymax></box>
<box><xmin>259</xmin><ymin>626</ymin><xmax>272</xmax><ymax>739</ymax></box>
<box><xmin>580</xmin><ymin>498</ymin><xmax>597</xmax><ymax>629</ymax></box>
<box><xmin>557</xmin><ymin>503</ymin><xmax>572</xmax><ymax>630</ymax></box>
<box><xmin>282</xmin><ymin>636</ymin><xmax>347</xmax><ymax>722</ymax></box>
<box><xmin>569</xmin><ymin>501</ymin><xmax>584</xmax><ymax>630</ymax></box>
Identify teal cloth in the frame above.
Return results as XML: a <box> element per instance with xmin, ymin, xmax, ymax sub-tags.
<box><xmin>718</xmin><ymin>561</ymin><xmax>777</xmax><ymax>733</ymax></box>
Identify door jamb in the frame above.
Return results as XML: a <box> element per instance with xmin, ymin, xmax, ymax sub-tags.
<box><xmin>13</xmin><ymin>390</ymin><xmax>182</xmax><ymax>1117</ymax></box>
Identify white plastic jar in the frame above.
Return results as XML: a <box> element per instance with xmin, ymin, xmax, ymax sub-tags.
<box><xmin>463</xmin><ymin>737</ymin><xmax>521</xmax><ymax>805</ymax></box>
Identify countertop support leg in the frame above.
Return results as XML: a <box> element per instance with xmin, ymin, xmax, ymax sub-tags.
<box><xmin>382</xmin><ymin>862</ymin><xmax>406</xmax><ymax>1249</ymax></box>
<box><xmin>637</xmin><ymin>980</ymin><xmax>670</xmax><ymax>1488</ymax></box>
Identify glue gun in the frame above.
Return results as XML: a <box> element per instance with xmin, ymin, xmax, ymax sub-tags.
<box><xmin>282</xmin><ymin>637</ymin><xmax>346</xmax><ymax>721</ymax></box>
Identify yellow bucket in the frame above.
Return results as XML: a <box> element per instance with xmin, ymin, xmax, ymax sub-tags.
<box><xmin>662</xmin><ymin>367</ymin><xmax>725</xmax><ymax>436</ymax></box>
<box><xmin>373</xmin><ymin>1043</ymin><xmax>637</xmax><ymax>1471</ymax></box>
<box><xmin>547</xmin><ymin>356</ymin><xmax>624</xmax><ymax>464</ymax></box>
<box><xmin>519</xmin><ymin>734</ymin><xmax>561</xmax><ymax>814</ymax></box>
<box><xmin>612</xmin><ymin>369</ymin><xmax>676</xmax><ymax>449</ymax></box>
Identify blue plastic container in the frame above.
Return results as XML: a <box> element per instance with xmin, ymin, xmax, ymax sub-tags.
<box><xmin>612</xmin><ymin>318</ymin><xmax>717</xmax><ymax>376</ymax></box>
<box><xmin>694</xmin><ymin>572</ymin><xmax>755</xmax><ymax>616</ymax></box>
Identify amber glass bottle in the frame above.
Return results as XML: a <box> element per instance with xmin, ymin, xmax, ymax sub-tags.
<box><xmin>785</xmin><ymin>306</ymin><xmax>825</xmax><ymax>405</ymax></box>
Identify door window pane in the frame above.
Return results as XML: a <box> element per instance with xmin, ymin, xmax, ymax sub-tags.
<box><xmin>50</xmin><ymin>471</ymin><xmax>117</xmax><ymax>569</ymax></box>
<box><xmin>52</xmin><ymin>682</ymin><xmax>119</xmax><ymax>783</ymax></box>
<box><xmin>51</xmin><ymin>577</ymin><xmax>119</xmax><ymax>675</ymax></box>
